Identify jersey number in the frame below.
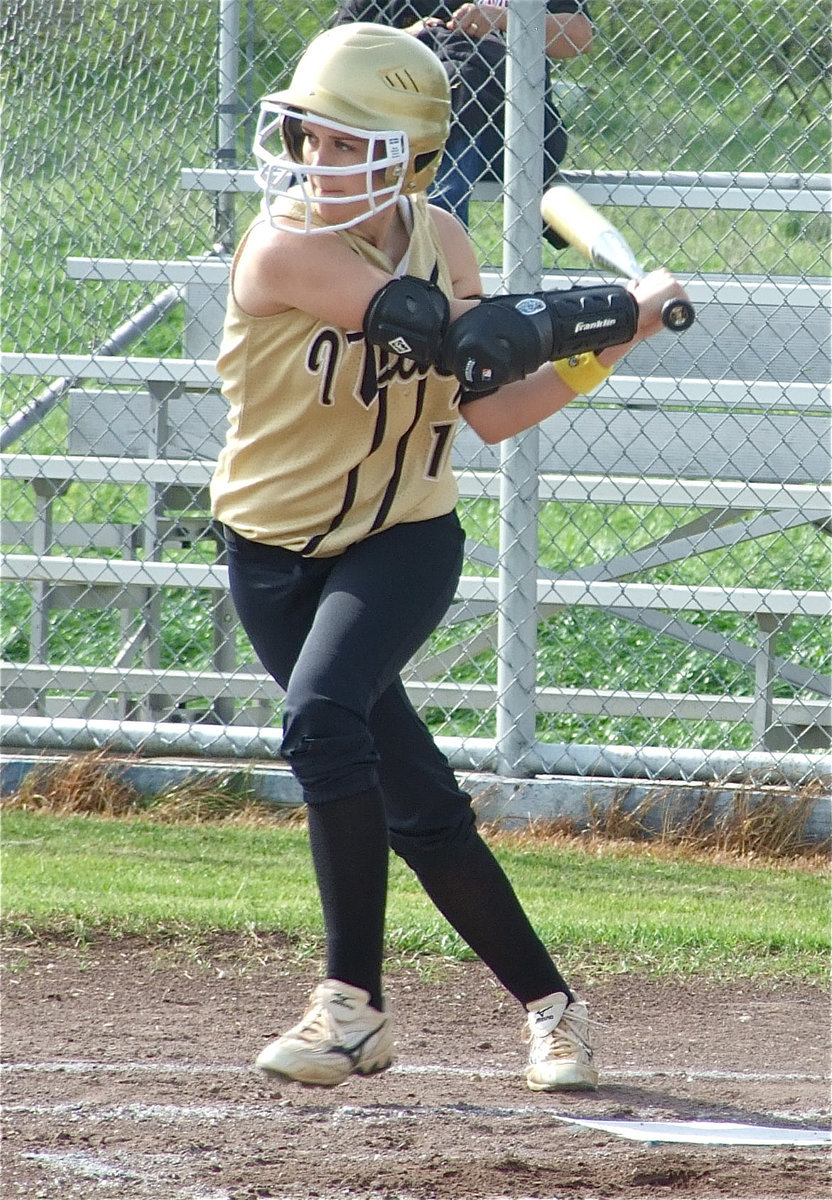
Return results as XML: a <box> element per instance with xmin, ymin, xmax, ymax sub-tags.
<box><xmin>426</xmin><ymin>422</ymin><xmax>454</xmax><ymax>480</ymax></box>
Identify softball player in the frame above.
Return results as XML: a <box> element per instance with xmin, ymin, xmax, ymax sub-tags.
<box><xmin>210</xmin><ymin>22</ymin><xmax>685</xmax><ymax>1090</ymax></box>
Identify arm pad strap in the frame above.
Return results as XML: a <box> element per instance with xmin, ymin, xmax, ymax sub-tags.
<box><xmin>439</xmin><ymin>285</ymin><xmax>638</xmax><ymax>399</ymax></box>
<box><xmin>363</xmin><ymin>275</ymin><xmax>450</xmax><ymax>371</ymax></box>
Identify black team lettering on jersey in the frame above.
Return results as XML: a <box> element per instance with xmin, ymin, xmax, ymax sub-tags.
<box><xmin>370</xmin><ymin>373</ymin><xmax>428</xmax><ymax>533</ymax></box>
<box><xmin>299</xmin><ymin>466</ymin><xmax>360</xmax><ymax>556</ymax></box>
<box><xmin>301</xmin><ymin>276</ymin><xmax>453</xmax><ymax>554</ymax></box>
<box><xmin>300</xmin><ymin>336</ymin><xmax>421</xmax><ymax>556</ymax></box>
<box><xmin>307</xmin><ymin>330</ymin><xmax>340</xmax><ymax>405</ymax></box>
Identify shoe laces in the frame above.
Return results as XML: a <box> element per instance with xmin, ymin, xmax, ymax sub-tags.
<box><xmin>291</xmin><ymin>985</ymin><xmax>381</xmax><ymax>1045</ymax></box>
<box><xmin>525</xmin><ymin>1006</ymin><xmax>593</xmax><ymax>1060</ymax></box>
<box><xmin>291</xmin><ymin>999</ymin><xmax>341</xmax><ymax>1046</ymax></box>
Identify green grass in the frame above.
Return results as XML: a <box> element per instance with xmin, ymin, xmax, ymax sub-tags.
<box><xmin>2</xmin><ymin>810</ymin><xmax>828</xmax><ymax>982</ymax></box>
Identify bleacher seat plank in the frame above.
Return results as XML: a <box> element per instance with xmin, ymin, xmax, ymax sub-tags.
<box><xmin>181</xmin><ymin>166</ymin><xmax>832</xmax><ymax>213</ymax></box>
<box><xmin>66</xmin><ymin>257</ymin><xmax>230</xmax><ymax>285</ymax></box>
<box><xmin>1</xmin><ymin>354</ymin><xmax>219</xmax><ymax>387</ymax></box>
<box><xmin>4</xmin><ymin>660</ymin><xmax>827</xmax><ymax>726</ymax></box>
<box><xmin>3</xmin><ymin>553</ymin><xmax>827</xmax><ymax>617</ymax></box>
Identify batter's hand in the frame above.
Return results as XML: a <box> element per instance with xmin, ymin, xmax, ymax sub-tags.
<box><xmin>629</xmin><ymin>270</ymin><xmax>691</xmax><ymax>343</ymax></box>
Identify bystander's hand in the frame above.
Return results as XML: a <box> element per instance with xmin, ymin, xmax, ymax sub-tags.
<box><xmin>447</xmin><ymin>4</ymin><xmax>505</xmax><ymax>39</ymax></box>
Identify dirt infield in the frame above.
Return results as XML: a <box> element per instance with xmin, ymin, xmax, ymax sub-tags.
<box><xmin>2</xmin><ymin>935</ymin><xmax>829</xmax><ymax>1200</ymax></box>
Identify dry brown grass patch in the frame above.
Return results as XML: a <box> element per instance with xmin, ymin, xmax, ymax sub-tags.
<box><xmin>3</xmin><ymin>750</ymin><xmax>142</xmax><ymax>817</ymax></box>
<box><xmin>482</xmin><ymin>777</ymin><xmax>830</xmax><ymax>870</ymax></box>
<box><xmin>3</xmin><ymin>751</ymin><xmax>828</xmax><ymax>865</ymax></box>
<box><xmin>0</xmin><ymin>751</ymin><xmax>299</xmax><ymax>825</ymax></box>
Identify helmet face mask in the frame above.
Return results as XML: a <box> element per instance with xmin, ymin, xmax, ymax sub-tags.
<box><xmin>254</xmin><ymin>103</ymin><xmax>411</xmax><ymax>234</ymax></box>
<box><xmin>253</xmin><ymin>22</ymin><xmax>450</xmax><ymax>235</ymax></box>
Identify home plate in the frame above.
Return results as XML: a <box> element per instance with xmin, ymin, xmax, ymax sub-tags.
<box><xmin>553</xmin><ymin>1118</ymin><xmax>831</xmax><ymax>1146</ymax></box>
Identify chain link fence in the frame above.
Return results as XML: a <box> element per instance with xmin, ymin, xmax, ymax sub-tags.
<box><xmin>1</xmin><ymin>0</ymin><xmax>830</xmax><ymax>781</ymax></box>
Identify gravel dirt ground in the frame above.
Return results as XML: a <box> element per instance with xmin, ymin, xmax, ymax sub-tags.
<box><xmin>2</xmin><ymin>934</ymin><xmax>829</xmax><ymax>1200</ymax></box>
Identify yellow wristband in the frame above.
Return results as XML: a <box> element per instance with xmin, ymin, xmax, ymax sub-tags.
<box><xmin>552</xmin><ymin>352</ymin><xmax>613</xmax><ymax>395</ymax></box>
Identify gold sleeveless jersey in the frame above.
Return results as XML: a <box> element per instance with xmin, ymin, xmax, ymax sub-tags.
<box><xmin>210</xmin><ymin>196</ymin><xmax>462</xmax><ymax>557</ymax></box>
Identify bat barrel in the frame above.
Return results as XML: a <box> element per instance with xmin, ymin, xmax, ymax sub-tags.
<box><xmin>539</xmin><ymin>185</ymin><xmax>695</xmax><ymax>332</ymax></box>
<box><xmin>590</xmin><ymin>230</ymin><xmax>644</xmax><ymax>281</ymax></box>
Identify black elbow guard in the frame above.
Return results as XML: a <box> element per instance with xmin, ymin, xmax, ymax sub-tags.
<box><xmin>363</xmin><ymin>275</ymin><xmax>450</xmax><ymax>371</ymax></box>
<box><xmin>437</xmin><ymin>295</ymin><xmax>554</xmax><ymax>397</ymax></box>
<box><xmin>438</xmin><ymin>285</ymin><xmax>638</xmax><ymax>400</ymax></box>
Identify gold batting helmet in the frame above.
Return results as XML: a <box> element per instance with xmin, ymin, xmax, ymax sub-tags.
<box><xmin>254</xmin><ymin>23</ymin><xmax>451</xmax><ymax>233</ymax></box>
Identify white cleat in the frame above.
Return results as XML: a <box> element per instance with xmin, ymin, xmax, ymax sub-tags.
<box><xmin>255</xmin><ymin>979</ymin><xmax>394</xmax><ymax>1087</ymax></box>
<box><xmin>525</xmin><ymin>991</ymin><xmax>598</xmax><ymax>1092</ymax></box>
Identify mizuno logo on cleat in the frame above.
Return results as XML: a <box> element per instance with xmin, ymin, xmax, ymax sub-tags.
<box><xmin>331</xmin><ymin>992</ymin><xmax>357</xmax><ymax>1010</ymax></box>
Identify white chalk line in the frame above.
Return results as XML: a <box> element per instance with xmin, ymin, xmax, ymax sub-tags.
<box><xmin>7</xmin><ymin>1098</ymin><xmax>830</xmax><ymax>1129</ymax></box>
<box><xmin>8</xmin><ymin>1070</ymin><xmax>829</xmax><ymax>1200</ymax></box>
<box><xmin>13</xmin><ymin>1148</ymin><xmax>621</xmax><ymax>1200</ymax></box>
<box><xmin>2</xmin><ymin>1057</ymin><xmax>828</xmax><ymax>1084</ymax></box>
<box><xmin>5</xmin><ymin>1061</ymin><xmax>830</xmax><ymax>1130</ymax></box>
<box><xmin>6</xmin><ymin>1099</ymin><xmax>547</xmax><ymax>1122</ymax></box>
<box><xmin>18</xmin><ymin>1148</ymin><xmax>231</xmax><ymax>1200</ymax></box>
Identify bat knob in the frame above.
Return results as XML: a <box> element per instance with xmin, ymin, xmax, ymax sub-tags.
<box><xmin>661</xmin><ymin>297</ymin><xmax>696</xmax><ymax>332</ymax></box>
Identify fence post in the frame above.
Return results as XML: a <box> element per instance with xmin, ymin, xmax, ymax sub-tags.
<box><xmin>215</xmin><ymin>0</ymin><xmax>240</xmax><ymax>252</ymax></box>
<box><xmin>495</xmin><ymin>0</ymin><xmax>546</xmax><ymax>776</ymax></box>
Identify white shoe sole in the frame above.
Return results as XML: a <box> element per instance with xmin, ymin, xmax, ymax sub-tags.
<box><xmin>256</xmin><ymin>1036</ymin><xmax>394</xmax><ymax>1087</ymax></box>
<box><xmin>526</xmin><ymin>1063</ymin><xmax>599</xmax><ymax>1092</ymax></box>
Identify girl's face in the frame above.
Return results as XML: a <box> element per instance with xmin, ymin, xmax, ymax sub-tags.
<box><xmin>253</xmin><ymin>103</ymin><xmax>409</xmax><ymax>235</ymax></box>
<box><xmin>300</xmin><ymin>120</ymin><xmax>385</xmax><ymax>226</ymax></box>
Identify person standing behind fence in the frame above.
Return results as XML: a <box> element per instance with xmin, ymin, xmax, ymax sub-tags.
<box><xmin>211</xmin><ymin>22</ymin><xmax>685</xmax><ymax>1091</ymax></box>
<box><xmin>331</xmin><ymin>1</ymin><xmax>593</xmax><ymax>230</ymax></box>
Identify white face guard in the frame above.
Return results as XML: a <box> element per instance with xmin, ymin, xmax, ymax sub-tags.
<box><xmin>253</xmin><ymin>102</ymin><xmax>411</xmax><ymax>234</ymax></box>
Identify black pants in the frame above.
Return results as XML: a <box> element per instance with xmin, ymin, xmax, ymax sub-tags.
<box><xmin>224</xmin><ymin>512</ymin><xmax>572</xmax><ymax>1007</ymax></box>
<box><xmin>224</xmin><ymin>512</ymin><xmax>475</xmax><ymax>858</ymax></box>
